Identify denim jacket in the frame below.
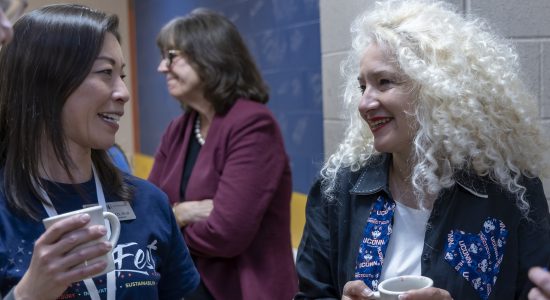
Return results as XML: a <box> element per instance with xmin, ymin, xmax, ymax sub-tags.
<box><xmin>295</xmin><ymin>154</ymin><xmax>550</xmax><ymax>300</ymax></box>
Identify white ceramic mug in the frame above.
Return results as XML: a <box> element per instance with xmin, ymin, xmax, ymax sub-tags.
<box><xmin>373</xmin><ymin>275</ymin><xmax>433</xmax><ymax>300</ymax></box>
<box><xmin>43</xmin><ymin>205</ymin><xmax>121</xmax><ymax>277</ymax></box>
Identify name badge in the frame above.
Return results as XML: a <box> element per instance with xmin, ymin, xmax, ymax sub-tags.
<box><xmin>106</xmin><ymin>201</ymin><xmax>136</xmax><ymax>221</ymax></box>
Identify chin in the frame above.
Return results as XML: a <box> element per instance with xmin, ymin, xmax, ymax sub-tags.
<box><xmin>373</xmin><ymin>143</ymin><xmax>390</xmax><ymax>153</ymax></box>
<box><xmin>92</xmin><ymin>141</ymin><xmax>116</xmax><ymax>151</ymax></box>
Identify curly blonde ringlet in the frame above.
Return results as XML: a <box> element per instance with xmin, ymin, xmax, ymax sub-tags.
<box><xmin>321</xmin><ymin>0</ymin><xmax>548</xmax><ymax>215</ymax></box>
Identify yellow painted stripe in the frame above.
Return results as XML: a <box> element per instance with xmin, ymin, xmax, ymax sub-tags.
<box><xmin>133</xmin><ymin>153</ymin><xmax>307</xmax><ymax>249</ymax></box>
<box><xmin>290</xmin><ymin>192</ymin><xmax>307</xmax><ymax>249</ymax></box>
<box><xmin>133</xmin><ymin>153</ymin><xmax>154</xmax><ymax>180</ymax></box>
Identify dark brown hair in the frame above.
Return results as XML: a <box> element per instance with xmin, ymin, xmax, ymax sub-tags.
<box><xmin>0</xmin><ymin>4</ymin><xmax>132</xmax><ymax>219</ymax></box>
<box><xmin>157</xmin><ymin>8</ymin><xmax>269</xmax><ymax>114</ymax></box>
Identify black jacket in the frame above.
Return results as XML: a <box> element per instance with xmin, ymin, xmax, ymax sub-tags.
<box><xmin>295</xmin><ymin>154</ymin><xmax>550</xmax><ymax>300</ymax></box>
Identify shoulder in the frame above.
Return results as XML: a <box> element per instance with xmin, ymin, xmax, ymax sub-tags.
<box><xmin>225</xmin><ymin>99</ymin><xmax>274</xmax><ymax>123</ymax></box>
<box><xmin>163</xmin><ymin>113</ymin><xmax>191</xmax><ymax>135</ymax></box>
<box><xmin>215</xmin><ymin>99</ymin><xmax>282</xmax><ymax>142</ymax></box>
<box><xmin>456</xmin><ymin>171</ymin><xmax>545</xmax><ymax>200</ymax></box>
<box><xmin>337</xmin><ymin>154</ymin><xmax>388</xmax><ymax>193</ymax></box>
<box><xmin>308</xmin><ymin>165</ymin><xmax>366</xmax><ymax>206</ymax></box>
<box><xmin>124</xmin><ymin>175</ymin><xmax>171</xmax><ymax>210</ymax></box>
<box><xmin>519</xmin><ymin>176</ymin><xmax>547</xmax><ymax>206</ymax></box>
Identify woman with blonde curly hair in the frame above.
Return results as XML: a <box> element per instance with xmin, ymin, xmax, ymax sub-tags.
<box><xmin>295</xmin><ymin>1</ymin><xmax>550</xmax><ymax>299</ymax></box>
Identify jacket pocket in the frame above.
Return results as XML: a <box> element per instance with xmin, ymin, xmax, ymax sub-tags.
<box><xmin>444</xmin><ymin>217</ymin><xmax>508</xmax><ymax>300</ymax></box>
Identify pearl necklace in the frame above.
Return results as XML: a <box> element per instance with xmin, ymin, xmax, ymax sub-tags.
<box><xmin>194</xmin><ymin>117</ymin><xmax>205</xmax><ymax>146</ymax></box>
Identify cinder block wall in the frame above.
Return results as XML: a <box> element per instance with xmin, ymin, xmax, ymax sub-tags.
<box><xmin>320</xmin><ymin>0</ymin><xmax>550</xmax><ymax>192</ymax></box>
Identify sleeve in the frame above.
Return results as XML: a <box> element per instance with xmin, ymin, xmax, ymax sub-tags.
<box><xmin>294</xmin><ymin>179</ymin><xmax>339</xmax><ymax>300</ymax></box>
<box><xmin>183</xmin><ymin>112</ymin><xmax>289</xmax><ymax>257</ymax></box>
<box><xmin>157</xmin><ymin>197</ymin><xmax>200</xmax><ymax>299</ymax></box>
<box><xmin>516</xmin><ymin>177</ymin><xmax>550</xmax><ymax>298</ymax></box>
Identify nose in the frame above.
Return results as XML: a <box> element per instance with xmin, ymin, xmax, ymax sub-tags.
<box><xmin>113</xmin><ymin>77</ymin><xmax>130</xmax><ymax>103</ymax></box>
<box><xmin>358</xmin><ymin>85</ymin><xmax>380</xmax><ymax>113</ymax></box>
<box><xmin>157</xmin><ymin>59</ymin><xmax>169</xmax><ymax>73</ymax></box>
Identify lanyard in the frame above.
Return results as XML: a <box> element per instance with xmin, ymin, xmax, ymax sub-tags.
<box><xmin>39</xmin><ymin>165</ymin><xmax>116</xmax><ymax>300</ymax></box>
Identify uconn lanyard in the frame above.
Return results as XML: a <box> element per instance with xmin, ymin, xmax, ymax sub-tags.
<box><xmin>39</xmin><ymin>165</ymin><xmax>116</xmax><ymax>300</ymax></box>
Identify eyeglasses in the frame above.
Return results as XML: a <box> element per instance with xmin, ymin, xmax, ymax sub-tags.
<box><xmin>1</xmin><ymin>0</ymin><xmax>27</xmax><ymax>23</ymax></box>
<box><xmin>162</xmin><ymin>49</ymin><xmax>181</xmax><ymax>67</ymax></box>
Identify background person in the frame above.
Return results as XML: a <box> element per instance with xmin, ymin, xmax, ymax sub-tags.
<box><xmin>0</xmin><ymin>0</ymin><xmax>26</xmax><ymax>46</ymax></box>
<box><xmin>149</xmin><ymin>8</ymin><xmax>298</xmax><ymax>300</ymax></box>
<box><xmin>108</xmin><ymin>143</ymin><xmax>132</xmax><ymax>174</ymax></box>
<box><xmin>295</xmin><ymin>1</ymin><xmax>550</xmax><ymax>299</ymax></box>
<box><xmin>0</xmin><ymin>4</ymin><xmax>199</xmax><ymax>299</ymax></box>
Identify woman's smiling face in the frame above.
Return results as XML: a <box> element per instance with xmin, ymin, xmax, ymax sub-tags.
<box><xmin>357</xmin><ymin>43</ymin><xmax>417</xmax><ymax>158</ymax></box>
<box><xmin>61</xmin><ymin>33</ymin><xmax>129</xmax><ymax>153</ymax></box>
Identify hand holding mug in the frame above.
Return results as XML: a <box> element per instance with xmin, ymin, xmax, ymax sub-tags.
<box><xmin>14</xmin><ymin>206</ymin><xmax>120</xmax><ymax>300</ymax></box>
<box><xmin>528</xmin><ymin>267</ymin><xmax>550</xmax><ymax>300</ymax></box>
<box><xmin>342</xmin><ymin>276</ymin><xmax>451</xmax><ymax>300</ymax></box>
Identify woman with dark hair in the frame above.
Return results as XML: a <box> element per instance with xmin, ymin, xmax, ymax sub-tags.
<box><xmin>0</xmin><ymin>4</ymin><xmax>199</xmax><ymax>299</ymax></box>
<box><xmin>149</xmin><ymin>7</ymin><xmax>297</xmax><ymax>300</ymax></box>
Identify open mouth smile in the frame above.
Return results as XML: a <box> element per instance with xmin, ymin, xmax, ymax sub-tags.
<box><xmin>367</xmin><ymin>117</ymin><xmax>392</xmax><ymax>132</ymax></box>
<box><xmin>98</xmin><ymin>113</ymin><xmax>121</xmax><ymax>124</ymax></box>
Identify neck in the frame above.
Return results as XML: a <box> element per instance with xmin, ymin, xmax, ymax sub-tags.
<box><xmin>39</xmin><ymin>142</ymin><xmax>93</xmax><ymax>184</ymax></box>
<box><xmin>391</xmin><ymin>153</ymin><xmax>411</xmax><ymax>182</ymax></box>
<box><xmin>193</xmin><ymin>101</ymin><xmax>215</xmax><ymax>139</ymax></box>
<box><xmin>389</xmin><ymin>154</ymin><xmax>416</xmax><ymax>208</ymax></box>
<box><xmin>389</xmin><ymin>154</ymin><xmax>436</xmax><ymax>209</ymax></box>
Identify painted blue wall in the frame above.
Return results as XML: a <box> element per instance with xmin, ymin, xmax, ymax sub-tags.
<box><xmin>133</xmin><ymin>0</ymin><xmax>323</xmax><ymax>193</ymax></box>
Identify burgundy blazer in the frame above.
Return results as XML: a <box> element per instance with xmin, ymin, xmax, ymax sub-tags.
<box><xmin>149</xmin><ymin>99</ymin><xmax>298</xmax><ymax>299</ymax></box>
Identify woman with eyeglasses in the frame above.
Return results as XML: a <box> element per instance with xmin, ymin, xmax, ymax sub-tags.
<box><xmin>149</xmin><ymin>8</ymin><xmax>298</xmax><ymax>300</ymax></box>
<box><xmin>0</xmin><ymin>4</ymin><xmax>199</xmax><ymax>299</ymax></box>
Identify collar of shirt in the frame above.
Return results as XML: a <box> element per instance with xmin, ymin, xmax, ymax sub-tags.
<box><xmin>349</xmin><ymin>153</ymin><xmax>488</xmax><ymax>199</ymax></box>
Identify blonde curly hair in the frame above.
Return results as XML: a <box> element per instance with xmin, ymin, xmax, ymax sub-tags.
<box><xmin>321</xmin><ymin>0</ymin><xmax>547</xmax><ymax>213</ymax></box>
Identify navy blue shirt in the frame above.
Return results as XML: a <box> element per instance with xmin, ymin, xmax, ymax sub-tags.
<box><xmin>0</xmin><ymin>172</ymin><xmax>200</xmax><ymax>299</ymax></box>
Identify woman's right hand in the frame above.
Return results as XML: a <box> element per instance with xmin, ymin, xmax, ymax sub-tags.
<box><xmin>14</xmin><ymin>213</ymin><xmax>112</xmax><ymax>300</ymax></box>
<box><xmin>173</xmin><ymin>199</ymin><xmax>214</xmax><ymax>228</ymax></box>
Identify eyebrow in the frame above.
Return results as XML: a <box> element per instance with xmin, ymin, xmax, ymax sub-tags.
<box><xmin>358</xmin><ymin>69</ymin><xmax>400</xmax><ymax>82</ymax></box>
<box><xmin>96</xmin><ymin>56</ymin><xmax>126</xmax><ymax>68</ymax></box>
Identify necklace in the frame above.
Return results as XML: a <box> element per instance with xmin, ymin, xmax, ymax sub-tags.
<box><xmin>389</xmin><ymin>165</ymin><xmax>415</xmax><ymax>207</ymax></box>
<box><xmin>194</xmin><ymin>116</ymin><xmax>205</xmax><ymax>145</ymax></box>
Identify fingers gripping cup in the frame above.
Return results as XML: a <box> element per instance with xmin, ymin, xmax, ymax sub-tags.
<box><xmin>42</xmin><ymin>205</ymin><xmax>121</xmax><ymax>277</ymax></box>
<box><xmin>373</xmin><ymin>275</ymin><xmax>433</xmax><ymax>300</ymax></box>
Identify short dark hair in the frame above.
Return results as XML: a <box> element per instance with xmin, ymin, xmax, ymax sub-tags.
<box><xmin>0</xmin><ymin>4</ymin><xmax>132</xmax><ymax>219</ymax></box>
<box><xmin>157</xmin><ymin>8</ymin><xmax>269</xmax><ymax>114</ymax></box>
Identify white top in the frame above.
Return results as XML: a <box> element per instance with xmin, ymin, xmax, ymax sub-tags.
<box><xmin>380</xmin><ymin>200</ymin><xmax>431</xmax><ymax>280</ymax></box>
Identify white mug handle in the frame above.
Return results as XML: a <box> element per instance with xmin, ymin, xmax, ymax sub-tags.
<box><xmin>103</xmin><ymin>211</ymin><xmax>120</xmax><ymax>246</ymax></box>
<box><xmin>372</xmin><ymin>291</ymin><xmax>381</xmax><ymax>299</ymax></box>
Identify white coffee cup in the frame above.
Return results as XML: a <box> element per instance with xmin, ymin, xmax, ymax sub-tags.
<box><xmin>373</xmin><ymin>275</ymin><xmax>433</xmax><ymax>300</ymax></box>
<box><xmin>43</xmin><ymin>205</ymin><xmax>121</xmax><ymax>277</ymax></box>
